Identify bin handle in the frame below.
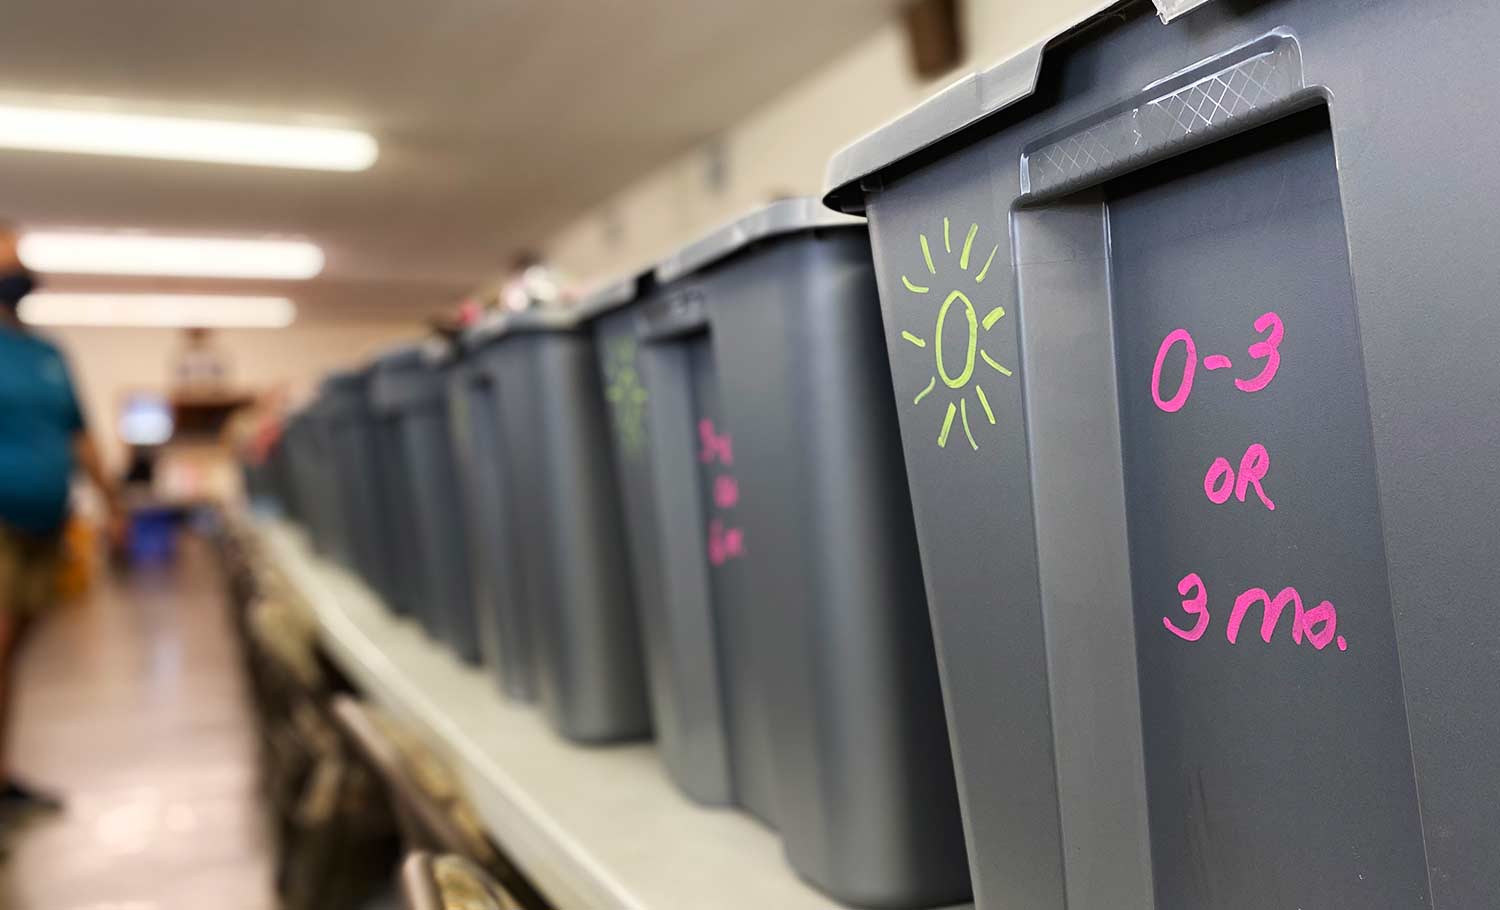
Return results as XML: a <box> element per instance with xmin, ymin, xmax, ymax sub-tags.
<box><xmin>637</xmin><ymin>288</ymin><xmax>709</xmax><ymax>343</ymax></box>
<box><xmin>1020</xmin><ymin>32</ymin><xmax>1310</xmax><ymax>202</ymax></box>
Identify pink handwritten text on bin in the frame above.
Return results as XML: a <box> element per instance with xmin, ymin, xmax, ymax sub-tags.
<box><xmin>700</xmin><ymin>419</ymin><xmax>743</xmax><ymax>565</ymax></box>
<box><xmin>1162</xmin><ymin>572</ymin><xmax>1210</xmax><ymax>641</ymax></box>
<box><xmin>699</xmin><ymin>419</ymin><xmax>733</xmax><ymax>465</ymax></box>
<box><xmin>1151</xmin><ymin>311</ymin><xmax>1285</xmax><ymax>413</ymax></box>
<box><xmin>714</xmin><ymin>475</ymin><xmax>740</xmax><ymax>509</ymax></box>
<box><xmin>1234</xmin><ymin>311</ymin><xmax>1284</xmax><ymax>393</ymax></box>
<box><xmin>1203</xmin><ymin>443</ymin><xmax>1275</xmax><ymax>510</ymax></box>
<box><xmin>708</xmin><ymin>519</ymin><xmax>745</xmax><ymax>566</ymax></box>
<box><xmin>1163</xmin><ymin>572</ymin><xmax>1348</xmax><ymax>652</ymax></box>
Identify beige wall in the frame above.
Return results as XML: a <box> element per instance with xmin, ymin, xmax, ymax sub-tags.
<box><xmin>545</xmin><ymin>0</ymin><xmax>1107</xmax><ymax>285</ymax></box>
<box><xmin>50</xmin><ymin>321</ymin><xmax>418</xmax><ymax>469</ymax></box>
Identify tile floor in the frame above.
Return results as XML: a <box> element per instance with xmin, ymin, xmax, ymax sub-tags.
<box><xmin>0</xmin><ymin>535</ymin><xmax>277</xmax><ymax>910</ymax></box>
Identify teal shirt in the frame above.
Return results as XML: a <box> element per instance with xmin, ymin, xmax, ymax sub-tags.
<box><xmin>0</xmin><ymin>326</ymin><xmax>84</xmax><ymax>534</ymax></box>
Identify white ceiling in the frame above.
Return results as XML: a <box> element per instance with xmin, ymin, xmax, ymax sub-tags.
<box><xmin>0</xmin><ymin>0</ymin><xmax>905</xmax><ymax>322</ymax></box>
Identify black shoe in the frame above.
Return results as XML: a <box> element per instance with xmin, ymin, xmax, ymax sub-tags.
<box><xmin>0</xmin><ymin>778</ymin><xmax>64</xmax><ymax>819</ymax></box>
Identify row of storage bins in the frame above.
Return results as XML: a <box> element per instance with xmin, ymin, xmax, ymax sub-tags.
<box><xmin>273</xmin><ymin>199</ymin><xmax>965</xmax><ymax>909</ymax></box>
<box><xmin>262</xmin><ymin>2</ymin><xmax>1500</xmax><ymax>908</ymax></box>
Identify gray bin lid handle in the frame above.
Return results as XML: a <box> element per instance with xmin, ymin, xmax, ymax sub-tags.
<box><xmin>822</xmin><ymin>0</ymin><xmax>1124</xmax><ymax>214</ymax></box>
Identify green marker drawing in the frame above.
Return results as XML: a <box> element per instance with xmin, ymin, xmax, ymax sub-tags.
<box><xmin>975</xmin><ymin>385</ymin><xmax>995</xmax><ymax>424</ymax></box>
<box><xmin>981</xmin><ymin>350</ymin><xmax>1013</xmax><ymax>377</ymax></box>
<box><xmin>960</xmin><ymin>223</ymin><xmax>979</xmax><ymax>270</ymax></box>
<box><xmin>974</xmin><ymin>244</ymin><xmax>999</xmax><ymax>283</ymax></box>
<box><xmin>603</xmin><ymin>336</ymin><xmax>649</xmax><ymax>456</ymax></box>
<box><xmin>938</xmin><ymin>401</ymin><xmax>956</xmax><ymax>448</ymax></box>
<box><xmin>900</xmin><ymin>220</ymin><xmax>1016</xmax><ymax>451</ymax></box>
<box><xmin>935</xmin><ymin>290</ymin><xmax>977</xmax><ymax>389</ymax></box>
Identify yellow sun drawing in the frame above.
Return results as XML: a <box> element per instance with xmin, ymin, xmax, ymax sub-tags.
<box><xmin>900</xmin><ymin>218</ymin><xmax>1013</xmax><ymax>450</ymax></box>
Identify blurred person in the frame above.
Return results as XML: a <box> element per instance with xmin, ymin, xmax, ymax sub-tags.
<box><xmin>0</xmin><ymin>223</ymin><xmax>123</xmax><ymax>831</ymax></box>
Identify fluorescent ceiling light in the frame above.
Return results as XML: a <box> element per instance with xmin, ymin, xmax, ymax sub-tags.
<box><xmin>19</xmin><ymin>293</ymin><xmax>296</xmax><ymax>329</ymax></box>
<box><xmin>19</xmin><ymin>232</ymin><xmax>325</xmax><ymax>279</ymax></box>
<box><xmin>0</xmin><ymin>104</ymin><xmax>377</xmax><ymax>171</ymax></box>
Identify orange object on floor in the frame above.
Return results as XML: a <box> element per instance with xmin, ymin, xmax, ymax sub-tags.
<box><xmin>55</xmin><ymin>517</ymin><xmax>98</xmax><ymax>603</ymax></box>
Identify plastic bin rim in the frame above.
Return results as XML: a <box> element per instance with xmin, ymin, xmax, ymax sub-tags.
<box><xmin>286</xmin><ymin>389</ymin><xmax>345</xmax><ymax>423</ymax></box>
<box><xmin>461</xmin><ymin>306</ymin><xmax>584</xmax><ymax>348</ymax></box>
<box><xmin>318</xmin><ymin>370</ymin><xmax>373</xmax><ymax>417</ymax></box>
<box><xmin>574</xmin><ymin>269</ymin><xmax>653</xmax><ymax>322</ymax></box>
<box><xmin>370</xmin><ymin>343</ymin><xmax>427</xmax><ymax>372</ymax></box>
<box><xmin>321</xmin><ymin>368</ymin><xmax>370</xmax><ymax>391</ymax></box>
<box><xmin>654</xmin><ymin>197</ymin><xmax>863</xmax><ymax>284</ymax></box>
<box><xmin>369</xmin><ymin>337</ymin><xmax>455</xmax><ymax>369</ymax></box>
<box><xmin>821</xmin><ymin>0</ymin><xmax>1121</xmax><ymax>214</ymax></box>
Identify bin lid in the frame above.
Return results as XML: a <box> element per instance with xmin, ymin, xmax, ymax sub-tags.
<box><xmin>283</xmin><ymin>400</ymin><xmax>314</xmax><ymax>425</ymax></box>
<box><xmin>369</xmin><ymin>337</ymin><xmax>454</xmax><ymax>367</ymax></box>
<box><xmin>574</xmin><ymin>269</ymin><xmax>653</xmax><ymax>323</ymax></box>
<box><xmin>319</xmin><ymin>368</ymin><xmax>370</xmax><ymax>417</ymax></box>
<box><xmin>322</xmin><ymin>366</ymin><xmax>375</xmax><ymax>395</ymax></box>
<box><xmin>655</xmin><ymin>197</ymin><xmax>863</xmax><ymax>284</ymax></box>
<box><xmin>288</xmin><ymin>384</ymin><xmax>347</xmax><ymax>426</ymax></box>
<box><xmin>822</xmin><ymin>0</ymin><xmax>1119</xmax><ymax>214</ymax></box>
<box><xmin>460</xmin><ymin>310</ymin><xmax>508</xmax><ymax>350</ymax></box>
<box><xmin>371</xmin><ymin>343</ymin><xmax>426</xmax><ymax>373</ymax></box>
<box><xmin>368</xmin><ymin>341</ymin><xmax>450</xmax><ymax>413</ymax></box>
<box><xmin>323</xmin><ymin>367</ymin><xmax>364</xmax><ymax>387</ymax></box>
<box><xmin>462</xmin><ymin>269</ymin><xmax>654</xmax><ymax>347</ymax></box>
<box><xmin>462</xmin><ymin>305</ymin><xmax>585</xmax><ymax>349</ymax></box>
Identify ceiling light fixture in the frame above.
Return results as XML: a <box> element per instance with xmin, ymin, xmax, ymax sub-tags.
<box><xmin>0</xmin><ymin>103</ymin><xmax>377</xmax><ymax>171</ymax></box>
<box><xmin>19</xmin><ymin>293</ymin><xmax>297</xmax><ymax>329</ymax></box>
<box><xmin>19</xmin><ymin>232</ymin><xmax>325</xmax><ymax>279</ymax></box>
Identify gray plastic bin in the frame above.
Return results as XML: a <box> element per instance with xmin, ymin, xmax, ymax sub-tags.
<box><xmin>446</xmin><ymin>350</ymin><xmax>538</xmax><ymax>701</ymax></box>
<box><xmin>824</xmin><ymin>3</ymin><xmax>1500</xmax><ymax>908</ymax></box>
<box><xmin>368</xmin><ymin>344</ymin><xmax>482</xmax><ymax>663</ymax></box>
<box><xmin>277</xmin><ymin>413</ymin><xmax>314</xmax><ymax>536</ymax></box>
<box><xmin>576</xmin><ymin>273</ymin><xmax>742</xmax><ymax>805</ymax></box>
<box><xmin>638</xmin><ymin>199</ymin><xmax>970</xmax><ymax>908</ymax></box>
<box><xmin>281</xmin><ymin>405</ymin><xmax>349</xmax><ymax>563</ymax></box>
<box><xmin>320</xmin><ymin>369</ymin><xmax>390</xmax><ymax>592</ymax></box>
<box><xmin>271</xmin><ymin>416</ymin><xmax>306</xmax><ymax>528</ymax></box>
<box><xmin>240</xmin><ymin>455</ymin><xmax>280</xmax><ymax>514</ymax></box>
<box><xmin>313</xmin><ymin>384</ymin><xmax>359</xmax><ymax>570</ymax></box>
<box><xmin>461</xmin><ymin>311</ymin><xmax>651</xmax><ymax>742</ymax></box>
<box><xmin>365</xmin><ymin>350</ymin><xmax>422</xmax><ymax>620</ymax></box>
<box><xmin>262</xmin><ymin>428</ymin><xmax>298</xmax><ymax>522</ymax></box>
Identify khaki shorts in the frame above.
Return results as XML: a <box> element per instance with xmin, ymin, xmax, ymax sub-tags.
<box><xmin>0</xmin><ymin>523</ymin><xmax>64</xmax><ymax>616</ymax></box>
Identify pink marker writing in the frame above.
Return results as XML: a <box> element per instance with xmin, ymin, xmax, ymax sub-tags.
<box><xmin>698</xmin><ymin>419</ymin><xmax>733</xmax><ymax>465</ymax></box>
<box><xmin>1233</xmin><ymin>311</ymin><xmax>1284</xmax><ymax>393</ymax></box>
<box><xmin>1163</xmin><ymin>572</ymin><xmax>1210</xmax><ymax>641</ymax></box>
<box><xmin>714</xmin><ymin>475</ymin><xmax>740</xmax><ymax>509</ymax></box>
<box><xmin>1202</xmin><ymin>443</ymin><xmax>1275</xmax><ymax>511</ymax></box>
<box><xmin>1150</xmin><ymin>312</ymin><xmax>1286</xmax><ymax>413</ymax></box>
<box><xmin>708</xmin><ymin>519</ymin><xmax>745</xmax><ymax>566</ymax></box>
<box><xmin>1165</xmin><ymin>573</ymin><xmax>1347</xmax><ymax>652</ymax></box>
